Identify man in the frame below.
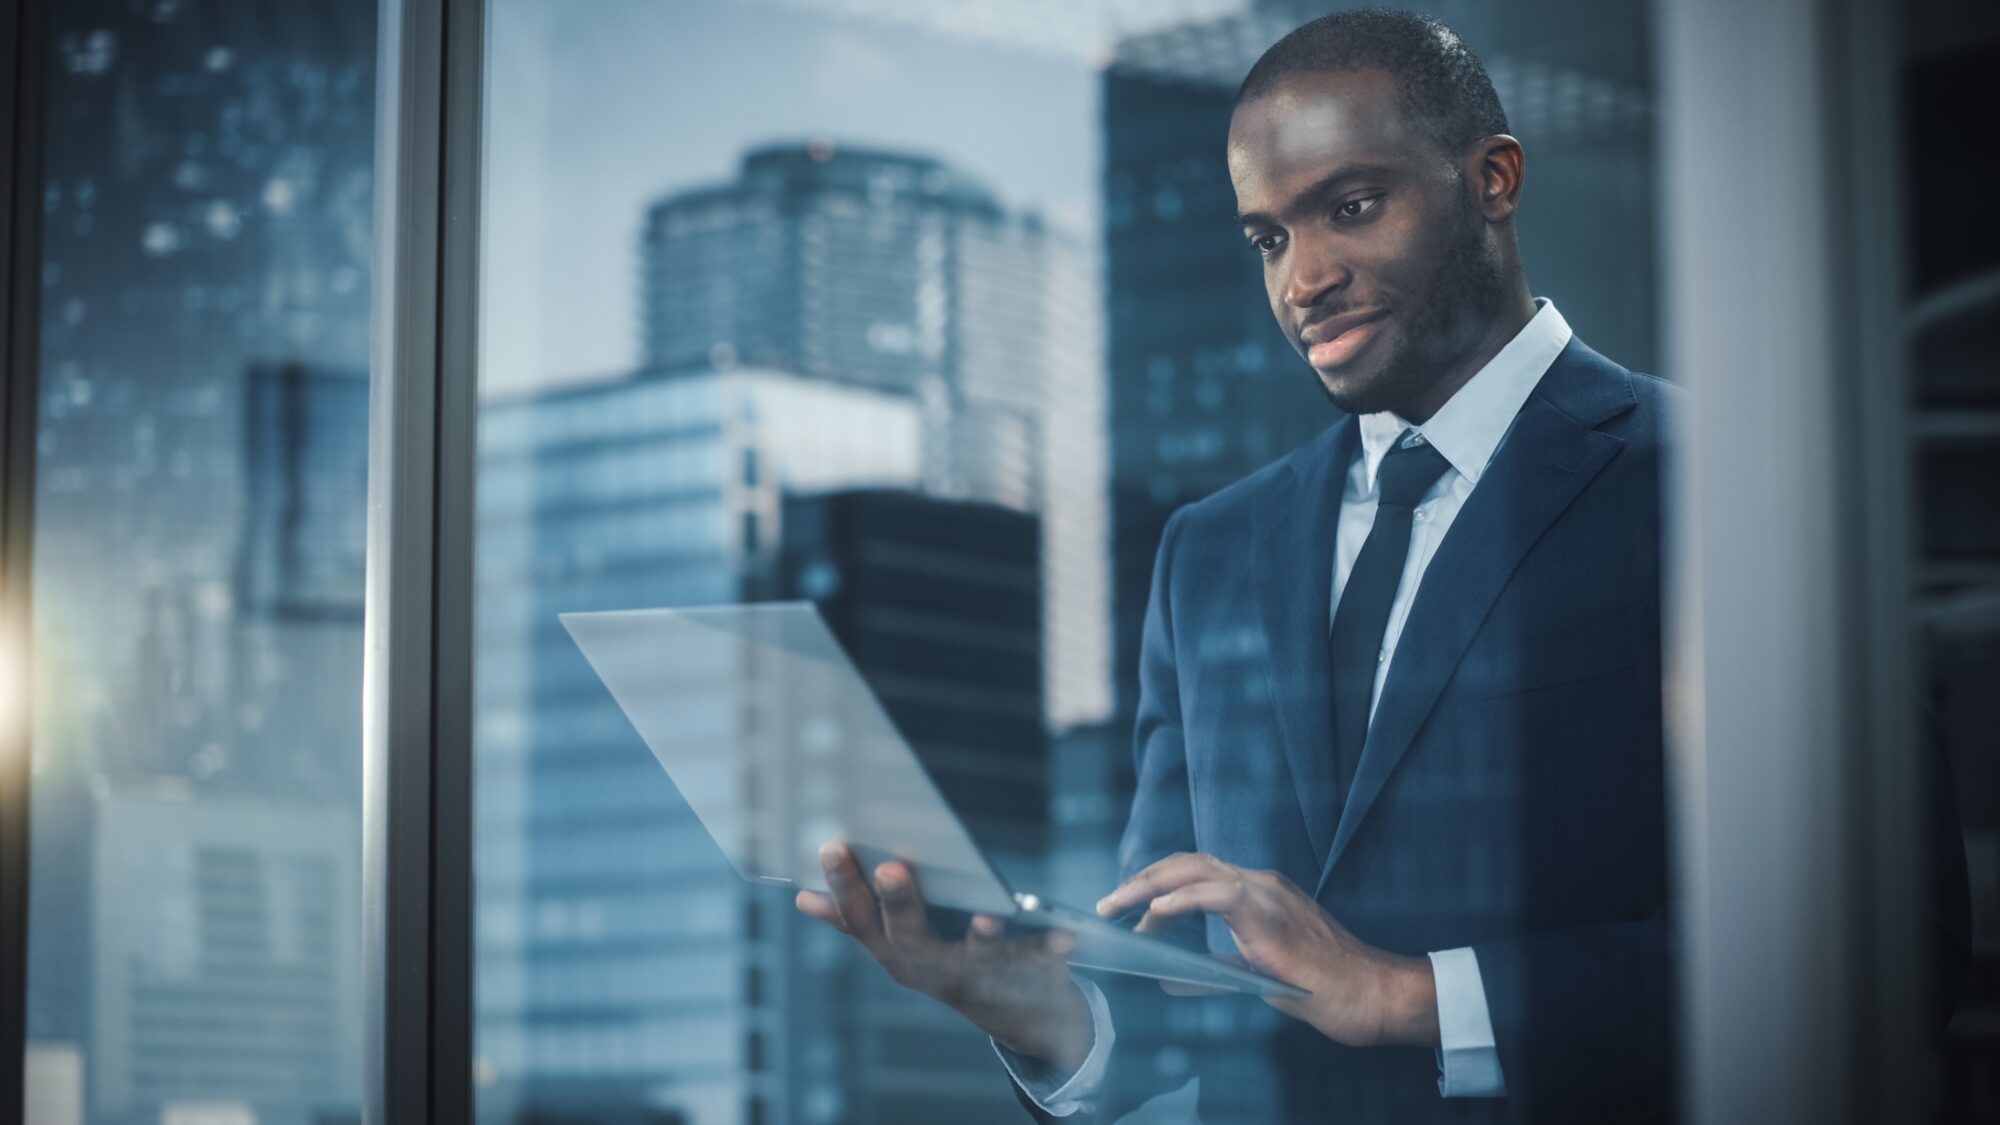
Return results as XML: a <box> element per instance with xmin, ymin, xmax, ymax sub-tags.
<box><xmin>799</xmin><ymin>10</ymin><xmax>1674</xmax><ymax>1120</ymax></box>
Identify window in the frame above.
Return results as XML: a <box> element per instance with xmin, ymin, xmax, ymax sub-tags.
<box><xmin>20</xmin><ymin>2</ymin><xmax>378</xmax><ymax>1122</ymax></box>
<box><xmin>6</xmin><ymin>2</ymin><xmax>1988</xmax><ymax>1123</ymax></box>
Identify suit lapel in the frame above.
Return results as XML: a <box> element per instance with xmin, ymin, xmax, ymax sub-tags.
<box><xmin>1314</xmin><ymin>345</ymin><xmax>1639</xmax><ymax>895</ymax></box>
<box><xmin>1251</xmin><ymin>418</ymin><xmax>1356</xmax><ymax>870</ymax></box>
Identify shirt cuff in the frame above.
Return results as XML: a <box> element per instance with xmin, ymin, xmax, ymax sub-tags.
<box><xmin>1429</xmin><ymin>946</ymin><xmax>1506</xmax><ymax>1097</ymax></box>
<box><xmin>992</xmin><ymin>974</ymin><xmax>1115</xmax><ymax>1116</ymax></box>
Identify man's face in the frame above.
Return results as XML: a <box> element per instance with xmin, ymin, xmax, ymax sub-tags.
<box><xmin>1228</xmin><ymin>68</ymin><xmax>1504</xmax><ymax>416</ymax></box>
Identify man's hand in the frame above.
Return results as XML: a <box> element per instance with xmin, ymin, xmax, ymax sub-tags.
<box><xmin>795</xmin><ymin>841</ymin><xmax>1095</xmax><ymax>1073</ymax></box>
<box><xmin>1095</xmin><ymin>852</ymin><xmax>1441</xmax><ymax>1049</ymax></box>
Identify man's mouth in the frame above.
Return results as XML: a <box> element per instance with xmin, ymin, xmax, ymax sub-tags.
<box><xmin>1303</xmin><ymin>311</ymin><xmax>1388</xmax><ymax>369</ymax></box>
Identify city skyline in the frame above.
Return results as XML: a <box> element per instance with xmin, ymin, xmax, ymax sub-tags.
<box><xmin>634</xmin><ymin>140</ymin><xmax>1110</xmax><ymax>727</ymax></box>
<box><xmin>470</xmin><ymin>136</ymin><xmax>1102</xmax><ymax>1124</ymax></box>
<box><xmin>481</xmin><ymin>0</ymin><xmax>1105</xmax><ymax>399</ymax></box>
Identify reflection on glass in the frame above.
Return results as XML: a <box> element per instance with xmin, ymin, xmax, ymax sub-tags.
<box><xmin>23</xmin><ymin>3</ymin><xmax>376</xmax><ymax>1123</ymax></box>
<box><xmin>559</xmin><ymin>603</ymin><xmax>1023</xmax><ymax>916</ymax></box>
<box><xmin>473</xmin><ymin>2</ymin><xmax>1658</xmax><ymax>1122</ymax></box>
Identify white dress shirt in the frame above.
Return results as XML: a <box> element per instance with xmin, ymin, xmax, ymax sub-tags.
<box><xmin>999</xmin><ymin>299</ymin><xmax>1575</xmax><ymax>1113</ymax></box>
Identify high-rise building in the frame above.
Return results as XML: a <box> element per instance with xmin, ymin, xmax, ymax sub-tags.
<box><xmin>1090</xmin><ymin>83</ymin><xmax>1336</xmax><ymax>1110</ymax></box>
<box><xmin>642</xmin><ymin>143</ymin><xmax>1110</xmax><ymax>729</ymax></box>
<box><xmin>1099</xmin><ymin>62</ymin><xmax>1331</xmax><ymax>735</ymax></box>
<box><xmin>774</xmin><ymin>488</ymin><xmax>1046</xmax><ymax>1124</ymax></box>
<box><xmin>88</xmin><ymin>789</ymin><xmax>362</xmax><ymax>1125</ymax></box>
<box><xmin>777</xmin><ymin>490</ymin><xmax>1047</xmax><ymax>863</ymax></box>
<box><xmin>229</xmin><ymin>361</ymin><xmax>372</xmax><ymax>804</ymax></box>
<box><xmin>473</xmin><ymin>366</ymin><xmax>924</xmax><ymax>1124</ymax></box>
<box><xmin>238</xmin><ymin>362</ymin><xmax>371</xmax><ymax>626</ymax></box>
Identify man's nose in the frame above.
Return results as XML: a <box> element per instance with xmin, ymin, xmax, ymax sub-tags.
<box><xmin>1281</xmin><ymin>233</ymin><xmax>1351</xmax><ymax>310</ymax></box>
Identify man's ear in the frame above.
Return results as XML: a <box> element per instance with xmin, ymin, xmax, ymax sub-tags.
<box><xmin>1465</xmin><ymin>134</ymin><xmax>1525</xmax><ymax>223</ymax></box>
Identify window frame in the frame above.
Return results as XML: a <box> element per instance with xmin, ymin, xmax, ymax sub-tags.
<box><xmin>363</xmin><ymin>0</ymin><xmax>483</xmax><ymax>1120</ymax></box>
<box><xmin>1659</xmin><ymin>0</ymin><xmax>1932</xmax><ymax>1117</ymax></box>
<box><xmin>0</xmin><ymin>0</ymin><xmax>46</xmax><ymax>1114</ymax></box>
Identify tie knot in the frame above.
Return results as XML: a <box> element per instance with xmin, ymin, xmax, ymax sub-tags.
<box><xmin>1376</xmin><ymin>433</ymin><xmax>1451</xmax><ymax>508</ymax></box>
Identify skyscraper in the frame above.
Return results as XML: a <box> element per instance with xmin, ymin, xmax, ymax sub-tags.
<box><xmin>473</xmin><ymin>366</ymin><xmax>925</xmax><ymax>1124</ymax></box>
<box><xmin>238</xmin><ymin>362</ymin><xmax>371</xmax><ymax>626</ymax></box>
<box><xmin>1099</xmin><ymin>61</ymin><xmax>1332</xmax><ymax>733</ymax></box>
<box><xmin>775</xmin><ymin>488</ymin><xmax>1046</xmax><ymax>1124</ymax></box>
<box><xmin>88</xmin><ymin>790</ymin><xmax>361</xmax><ymax>1125</ymax></box>
<box><xmin>642</xmin><ymin>143</ymin><xmax>1109</xmax><ymax>729</ymax></box>
<box><xmin>1086</xmin><ymin>76</ymin><xmax>1338</xmax><ymax>1113</ymax></box>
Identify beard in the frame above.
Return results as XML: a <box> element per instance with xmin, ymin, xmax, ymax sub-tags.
<box><xmin>1315</xmin><ymin>203</ymin><xmax>1509</xmax><ymax>417</ymax></box>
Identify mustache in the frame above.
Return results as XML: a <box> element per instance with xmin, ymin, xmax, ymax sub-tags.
<box><xmin>1298</xmin><ymin>301</ymin><xmax>1383</xmax><ymax>333</ymax></box>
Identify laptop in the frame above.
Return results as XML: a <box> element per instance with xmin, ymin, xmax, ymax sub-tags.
<box><xmin>558</xmin><ymin>601</ymin><xmax>1307</xmax><ymax>999</ymax></box>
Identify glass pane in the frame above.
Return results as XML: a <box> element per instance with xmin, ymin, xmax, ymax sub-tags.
<box><xmin>1906</xmin><ymin>32</ymin><xmax>2000</xmax><ymax>1119</ymax></box>
<box><xmin>473</xmin><ymin>4</ymin><xmax>1662</xmax><ymax>1123</ymax></box>
<box><xmin>23</xmin><ymin>3</ymin><xmax>379</xmax><ymax>1123</ymax></box>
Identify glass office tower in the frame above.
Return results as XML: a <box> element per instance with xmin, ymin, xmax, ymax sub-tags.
<box><xmin>88</xmin><ymin>792</ymin><xmax>361</xmax><ymax>1123</ymax></box>
<box><xmin>642</xmin><ymin>144</ymin><xmax>1109</xmax><ymax>729</ymax></box>
<box><xmin>775</xmin><ymin>488</ymin><xmax>1047</xmax><ymax>1124</ymax></box>
<box><xmin>474</xmin><ymin>368</ymin><xmax>924</xmax><ymax>1122</ymax></box>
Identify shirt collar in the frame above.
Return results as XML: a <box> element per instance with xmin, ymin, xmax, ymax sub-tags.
<box><xmin>1356</xmin><ymin>297</ymin><xmax>1572</xmax><ymax>493</ymax></box>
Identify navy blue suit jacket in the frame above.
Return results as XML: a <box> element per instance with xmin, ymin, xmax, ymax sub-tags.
<box><xmin>1083</xmin><ymin>338</ymin><xmax>1676</xmax><ymax>1122</ymax></box>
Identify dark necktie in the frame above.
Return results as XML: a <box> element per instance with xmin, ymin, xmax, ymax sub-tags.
<box><xmin>1328</xmin><ymin>431</ymin><xmax>1453</xmax><ymax>801</ymax></box>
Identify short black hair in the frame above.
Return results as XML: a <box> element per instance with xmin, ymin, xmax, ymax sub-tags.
<box><xmin>1235</xmin><ymin>9</ymin><xmax>1509</xmax><ymax>157</ymax></box>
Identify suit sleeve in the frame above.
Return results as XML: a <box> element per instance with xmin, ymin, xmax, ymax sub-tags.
<box><xmin>1118</xmin><ymin>507</ymin><xmax>1202</xmax><ymax>879</ymax></box>
<box><xmin>1009</xmin><ymin>507</ymin><xmax>1201</xmax><ymax>1123</ymax></box>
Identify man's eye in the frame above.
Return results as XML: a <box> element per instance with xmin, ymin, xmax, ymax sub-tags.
<box><xmin>1251</xmin><ymin>233</ymin><xmax>1283</xmax><ymax>255</ymax></box>
<box><xmin>1334</xmin><ymin>195</ymin><xmax>1382</xmax><ymax>221</ymax></box>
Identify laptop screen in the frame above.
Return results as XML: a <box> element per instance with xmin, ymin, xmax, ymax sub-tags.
<box><xmin>558</xmin><ymin>602</ymin><xmax>1019</xmax><ymax>915</ymax></box>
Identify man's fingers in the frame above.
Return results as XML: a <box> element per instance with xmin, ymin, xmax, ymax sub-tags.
<box><xmin>872</xmin><ymin>861</ymin><xmax>939</xmax><ymax>956</ymax></box>
<box><xmin>965</xmin><ymin>913</ymin><xmax>1007</xmax><ymax>957</ymax></box>
<box><xmin>1096</xmin><ymin>852</ymin><xmax>1234</xmax><ymax>917</ymax></box>
<box><xmin>966</xmin><ymin>915</ymin><xmax>1079</xmax><ymax>970</ymax></box>
<box><xmin>795</xmin><ymin>889</ymin><xmax>847</xmax><ymax>933</ymax></box>
<box><xmin>819</xmin><ymin>842</ymin><xmax>887</xmax><ymax>947</ymax></box>
<box><xmin>1145</xmin><ymin>878</ymin><xmax>1250</xmax><ymax>921</ymax></box>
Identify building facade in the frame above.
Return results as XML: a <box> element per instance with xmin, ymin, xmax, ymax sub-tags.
<box><xmin>474</xmin><ymin>367</ymin><xmax>926</xmax><ymax>1123</ymax></box>
<box><xmin>89</xmin><ymin>791</ymin><xmax>361</xmax><ymax>1125</ymax></box>
<box><xmin>775</xmin><ymin>488</ymin><xmax>1047</xmax><ymax>1124</ymax></box>
<box><xmin>642</xmin><ymin>143</ymin><xmax>1109</xmax><ymax>729</ymax></box>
